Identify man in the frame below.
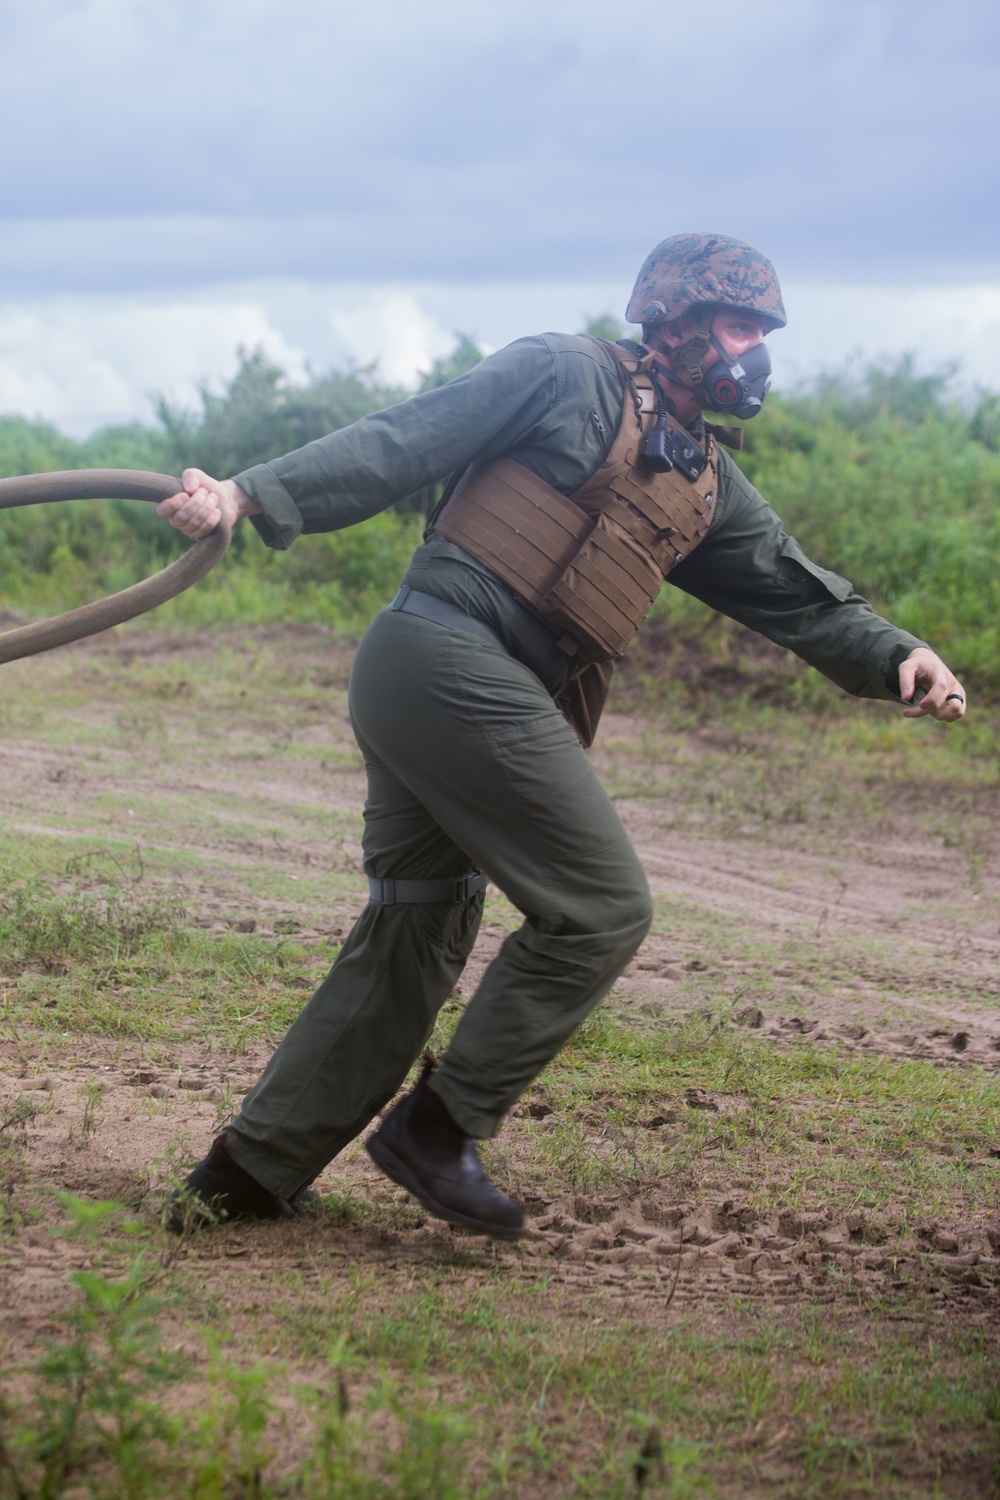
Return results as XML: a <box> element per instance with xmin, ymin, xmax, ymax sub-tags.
<box><xmin>159</xmin><ymin>233</ymin><xmax>966</xmax><ymax>1239</ymax></box>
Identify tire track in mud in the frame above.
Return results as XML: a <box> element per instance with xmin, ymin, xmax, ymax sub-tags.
<box><xmin>3</xmin><ymin>1040</ymin><xmax>998</xmax><ymax>1330</ymax></box>
<box><xmin>617</xmin><ymin>808</ymin><xmax>1000</xmax><ymax>1070</ymax></box>
<box><xmin>3</xmin><ymin>633</ymin><xmax>999</xmax><ymax>1136</ymax></box>
<box><xmin>625</xmin><ymin>821</ymin><xmax>1000</xmax><ymax>974</ymax></box>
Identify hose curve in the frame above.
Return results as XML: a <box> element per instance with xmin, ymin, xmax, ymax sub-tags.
<box><xmin>0</xmin><ymin>470</ymin><xmax>231</xmax><ymax>666</ymax></box>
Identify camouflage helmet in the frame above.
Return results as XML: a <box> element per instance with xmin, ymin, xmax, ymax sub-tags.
<box><xmin>626</xmin><ymin>232</ymin><xmax>787</xmax><ymax>331</ymax></box>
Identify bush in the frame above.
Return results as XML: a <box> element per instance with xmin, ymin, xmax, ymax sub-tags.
<box><xmin>1</xmin><ymin>344</ymin><xmax>998</xmax><ymax>691</ymax></box>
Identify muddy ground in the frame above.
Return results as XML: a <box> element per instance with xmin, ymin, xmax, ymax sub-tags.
<box><xmin>1</xmin><ymin>624</ymin><xmax>999</xmax><ymax>1494</ymax></box>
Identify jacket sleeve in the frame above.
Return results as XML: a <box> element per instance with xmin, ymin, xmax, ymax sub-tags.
<box><xmin>234</xmin><ymin>338</ymin><xmax>562</xmax><ymax>550</ymax></box>
<box><xmin>667</xmin><ymin>449</ymin><xmax>927</xmax><ymax>700</ymax></box>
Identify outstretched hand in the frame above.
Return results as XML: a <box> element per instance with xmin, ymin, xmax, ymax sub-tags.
<box><xmin>898</xmin><ymin>647</ymin><xmax>966</xmax><ymax>722</ymax></box>
<box><xmin>155</xmin><ymin>469</ymin><xmax>259</xmax><ymax>540</ymax></box>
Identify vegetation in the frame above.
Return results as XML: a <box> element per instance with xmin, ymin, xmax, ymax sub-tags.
<box><xmin>1</xmin><ymin>328</ymin><xmax>997</xmax><ymax>1494</ymax></box>
<box><xmin>0</xmin><ymin>627</ymin><xmax>998</xmax><ymax>1496</ymax></box>
<box><xmin>1</xmin><ymin>332</ymin><xmax>997</xmax><ymax>687</ymax></box>
<box><xmin>731</xmin><ymin>356</ymin><xmax>1000</xmax><ymax>686</ymax></box>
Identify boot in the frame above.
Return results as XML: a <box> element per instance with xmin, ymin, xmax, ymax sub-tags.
<box><xmin>366</xmin><ymin>1059</ymin><xmax>524</xmax><ymax>1240</ymax></box>
<box><xmin>163</xmin><ymin>1131</ymin><xmax>315</xmax><ymax>1233</ymax></box>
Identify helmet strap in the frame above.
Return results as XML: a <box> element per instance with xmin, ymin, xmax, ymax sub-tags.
<box><xmin>664</xmin><ymin>327</ymin><xmax>711</xmax><ymax>383</ymax></box>
<box><xmin>646</xmin><ymin>305</ymin><xmax>714</xmax><ymax>389</ymax></box>
<box><xmin>648</xmin><ymin>358</ymin><xmax>695</xmax><ymax>401</ymax></box>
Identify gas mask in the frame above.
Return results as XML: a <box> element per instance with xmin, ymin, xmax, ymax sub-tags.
<box><xmin>699</xmin><ymin>335</ymin><xmax>772</xmax><ymax>419</ymax></box>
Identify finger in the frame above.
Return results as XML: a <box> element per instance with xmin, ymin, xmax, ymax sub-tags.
<box><xmin>903</xmin><ymin>687</ymin><xmax>947</xmax><ymax>719</ymax></box>
<box><xmin>182</xmin><ymin>500</ymin><xmax>222</xmax><ymax>537</ymax></box>
<box><xmin>160</xmin><ymin>489</ymin><xmax>208</xmax><ymax>522</ymax></box>
<box><xmin>920</xmin><ymin>683</ymin><xmax>950</xmax><ymax>713</ymax></box>
<box><xmin>160</xmin><ymin>490</ymin><xmax>221</xmax><ymax>537</ymax></box>
<box><xmin>917</xmin><ymin>702</ymin><xmax>961</xmax><ymax>723</ymax></box>
<box><xmin>905</xmin><ymin>685</ymin><xmax>967</xmax><ymax>722</ymax></box>
<box><xmin>155</xmin><ymin>493</ymin><xmax>185</xmax><ymax>519</ymax></box>
<box><xmin>897</xmin><ymin>660</ymin><xmax>918</xmax><ymax>703</ymax></box>
<box><xmin>182</xmin><ymin>467</ymin><xmax>211</xmax><ymax>495</ymax></box>
<box><xmin>180</xmin><ymin>515</ymin><xmax>220</xmax><ymax>540</ymax></box>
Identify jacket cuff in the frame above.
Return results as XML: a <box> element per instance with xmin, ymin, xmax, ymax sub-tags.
<box><xmin>234</xmin><ymin>464</ymin><xmax>303</xmax><ymax>551</ymax></box>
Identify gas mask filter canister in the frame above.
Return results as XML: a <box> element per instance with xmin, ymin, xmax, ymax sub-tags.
<box><xmin>700</xmin><ymin>335</ymin><xmax>772</xmax><ymax>419</ymax></box>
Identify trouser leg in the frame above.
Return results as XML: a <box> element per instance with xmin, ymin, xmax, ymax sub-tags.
<box><xmin>226</xmin><ymin>609</ymin><xmax>651</xmax><ymax>1194</ymax></box>
<box><xmin>347</xmin><ymin>612</ymin><xmax>652</xmax><ymax>1140</ymax></box>
<box><xmin>226</xmin><ymin>755</ymin><xmax>482</xmax><ymax>1199</ymax></box>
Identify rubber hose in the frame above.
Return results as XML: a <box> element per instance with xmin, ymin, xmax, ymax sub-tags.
<box><xmin>0</xmin><ymin>470</ymin><xmax>231</xmax><ymax>666</ymax></box>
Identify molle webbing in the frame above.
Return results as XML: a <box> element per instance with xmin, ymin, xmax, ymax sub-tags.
<box><xmin>430</xmin><ymin>342</ymin><xmax>717</xmax><ymax>663</ymax></box>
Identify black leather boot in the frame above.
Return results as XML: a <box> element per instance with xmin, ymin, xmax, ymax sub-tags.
<box><xmin>366</xmin><ymin>1060</ymin><xmax>524</xmax><ymax>1240</ymax></box>
<box><xmin>163</xmin><ymin>1131</ymin><xmax>315</xmax><ymax>1233</ymax></box>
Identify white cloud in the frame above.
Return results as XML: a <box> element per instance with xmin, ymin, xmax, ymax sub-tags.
<box><xmin>1</xmin><ymin>276</ymin><xmax>998</xmax><ymax>441</ymax></box>
<box><xmin>773</xmin><ymin>283</ymin><xmax>1000</xmax><ymax>393</ymax></box>
<box><xmin>0</xmin><ymin>296</ymin><xmax>307</xmax><ymax>436</ymax></box>
<box><xmin>327</xmin><ymin>291</ymin><xmax>455</xmax><ymax>387</ymax></box>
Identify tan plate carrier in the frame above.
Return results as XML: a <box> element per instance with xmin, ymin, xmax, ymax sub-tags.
<box><xmin>429</xmin><ymin>340</ymin><xmax>718</xmax><ymax>743</ymax></box>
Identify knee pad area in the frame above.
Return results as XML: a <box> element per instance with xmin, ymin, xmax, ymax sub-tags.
<box><xmin>527</xmin><ymin>880</ymin><xmax>652</xmax><ymax>965</ymax></box>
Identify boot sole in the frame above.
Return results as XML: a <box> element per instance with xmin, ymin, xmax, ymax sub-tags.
<box><xmin>366</xmin><ymin>1132</ymin><xmax>525</xmax><ymax>1241</ymax></box>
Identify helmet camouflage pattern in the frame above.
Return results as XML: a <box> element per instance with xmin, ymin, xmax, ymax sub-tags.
<box><xmin>626</xmin><ymin>232</ymin><xmax>787</xmax><ymax>330</ymax></box>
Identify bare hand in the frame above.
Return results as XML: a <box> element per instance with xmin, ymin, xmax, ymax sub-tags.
<box><xmin>898</xmin><ymin>647</ymin><xmax>966</xmax><ymax>722</ymax></box>
<box><xmin>155</xmin><ymin>469</ymin><xmax>258</xmax><ymax>540</ymax></box>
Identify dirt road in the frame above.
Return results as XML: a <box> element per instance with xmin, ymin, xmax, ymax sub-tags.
<box><xmin>1</xmin><ymin>625</ymin><xmax>998</xmax><ymax>1495</ymax></box>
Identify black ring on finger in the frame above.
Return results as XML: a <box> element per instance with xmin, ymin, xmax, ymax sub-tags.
<box><xmin>945</xmin><ymin>692</ymin><xmax>965</xmax><ymax>704</ymax></box>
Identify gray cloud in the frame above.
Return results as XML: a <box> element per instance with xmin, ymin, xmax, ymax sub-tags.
<box><xmin>0</xmin><ymin>0</ymin><xmax>997</xmax><ymax>292</ymax></box>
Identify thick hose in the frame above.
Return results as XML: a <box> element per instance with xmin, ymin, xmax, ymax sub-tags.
<box><xmin>0</xmin><ymin>470</ymin><xmax>230</xmax><ymax>665</ymax></box>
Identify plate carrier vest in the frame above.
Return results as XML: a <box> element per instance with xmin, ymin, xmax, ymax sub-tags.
<box><xmin>427</xmin><ymin>340</ymin><xmax>719</xmax><ymax>744</ymax></box>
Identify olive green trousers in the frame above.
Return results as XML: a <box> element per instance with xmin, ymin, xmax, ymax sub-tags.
<box><xmin>225</xmin><ymin>609</ymin><xmax>652</xmax><ymax>1200</ymax></box>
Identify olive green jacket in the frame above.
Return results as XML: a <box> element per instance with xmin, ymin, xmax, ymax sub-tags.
<box><xmin>236</xmin><ymin>333</ymin><xmax>925</xmax><ymax>703</ymax></box>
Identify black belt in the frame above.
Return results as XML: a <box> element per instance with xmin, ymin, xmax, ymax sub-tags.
<box><xmin>367</xmin><ymin>870</ymin><xmax>488</xmax><ymax>905</ymax></box>
<box><xmin>388</xmin><ymin>584</ymin><xmax>505</xmax><ymax>652</ymax></box>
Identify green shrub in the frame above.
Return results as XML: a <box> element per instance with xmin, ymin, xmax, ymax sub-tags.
<box><xmin>1</xmin><ymin>345</ymin><xmax>998</xmax><ymax>690</ymax></box>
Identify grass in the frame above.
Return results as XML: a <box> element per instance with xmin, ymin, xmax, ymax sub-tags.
<box><xmin>0</xmin><ymin>865</ymin><xmax>338</xmax><ymax>1048</ymax></box>
<box><xmin>599</xmin><ymin>704</ymin><xmax>999</xmax><ymax>857</ymax></box>
<box><xmin>1</xmin><ymin>626</ymin><xmax>999</xmax><ymax>1496</ymax></box>
<box><xmin>454</xmin><ymin>1002</ymin><xmax>1000</xmax><ymax>1222</ymax></box>
<box><xmin>1</xmin><ymin>1201</ymin><xmax>995</xmax><ymax>1497</ymax></box>
<box><xmin>3</xmin><ymin>863</ymin><xmax>996</xmax><ymax>1214</ymax></box>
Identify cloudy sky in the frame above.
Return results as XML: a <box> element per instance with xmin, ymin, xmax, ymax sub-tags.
<box><xmin>1</xmin><ymin>0</ymin><xmax>998</xmax><ymax>434</ymax></box>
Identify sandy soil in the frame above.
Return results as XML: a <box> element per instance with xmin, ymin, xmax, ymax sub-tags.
<box><xmin>2</xmin><ymin>1029</ymin><xmax>998</xmax><ymax>1358</ymax></box>
<box><xmin>4</xmin><ymin>625</ymin><xmax>998</xmax><ymax>1063</ymax></box>
<box><xmin>1</xmin><ymin>625</ymin><xmax>998</xmax><ymax>1486</ymax></box>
